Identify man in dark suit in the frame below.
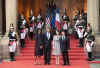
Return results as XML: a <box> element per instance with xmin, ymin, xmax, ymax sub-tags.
<box><xmin>43</xmin><ymin>28</ymin><xmax>53</xmax><ymax>65</ymax></box>
<box><xmin>60</xmin><ymin>31</ymin><xmax>70</xmax><ymax>65</ymax></box>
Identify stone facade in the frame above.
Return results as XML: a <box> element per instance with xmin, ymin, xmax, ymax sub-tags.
<box><xmin>87</xmin><ymin>0</ymin><xmax>100</xmax><ymax>57</ymax></box>
<box><xmin>0</xmin><ymin>0</ymin><xmax>100</xmax><ymax>59</ymax></box>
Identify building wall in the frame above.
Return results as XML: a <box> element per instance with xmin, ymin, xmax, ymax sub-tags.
<box><xmin>1</xmin><ymin>0</ymin><xmax>100</xmax><ymax>59</ymax></box>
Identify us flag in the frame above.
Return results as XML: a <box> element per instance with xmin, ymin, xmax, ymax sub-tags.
<box><xmin>46</xmin><ymin>16</ymin><xmax>51</xmax><ymax>28</ymax></box>
<box><xmin>45</xmin><ymin>8</ymin><xmax>51</xmax><ymax>28</ymax></box>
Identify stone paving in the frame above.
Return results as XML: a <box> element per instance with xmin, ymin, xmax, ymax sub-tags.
<box><xmin>90</xmin><ymin>64</ymin><xmax>100</xmax><ymax>68</ymax></box>
<box><xmin>89</xmin><ymin>59</ymin><xmax>100</xmax><ymax>68</ymax></box>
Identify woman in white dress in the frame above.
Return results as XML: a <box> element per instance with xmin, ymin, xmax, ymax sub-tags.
<box><xmin>52</xmin><ymin>30</ymin><xmax>61</xmax><ymax>65</ymax></box>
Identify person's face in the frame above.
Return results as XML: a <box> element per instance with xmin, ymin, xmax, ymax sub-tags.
<box><xmin>64</xmin><ymin>21</ymin><xmax>67</xmax><ymax>24</ymax></box>
<box><xmin>61</xmin><ymin>31</ymin><xmax>65</xmax><ymax>36</ymax></box>
<box><xmin>79</xmin><ymin>27</ymin><xmax>82</xmax><ymax>30</ymax></box>
<box><xmin>10</xmin><ymin>29</ymin><xmax>14</xmax><ymax>32</ymax></box>
<box><xmin>46</xmin><ymin>28</ymin><xmax>50</xmax><ymax>32</ymax></box>
<box><xmin>21</xmin><ymin>15</ymin><xmax>24</xmax><ymax>19</ymax></box>
<box><xmin>56</xmin><ymin>31</ymin><xmax>59</xmax><ymax>35</ymax></box>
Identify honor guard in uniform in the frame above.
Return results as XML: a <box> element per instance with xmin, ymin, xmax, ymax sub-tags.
<box><xmin>8</xmin><ymin>24</ymin><xmax>16</xmax><ymax>40</ymax></box>
<box><xmin>74</xmin><ymin>15</ymin><xmax>84</xmax><ymax>39</ymax></box>
<box><xmin>29</xmin><ymin>10</ymin><xmax>35</xmax><ymax>40</ymax></box>
<box><xmin>62</xmin><ymin>8</ymin><xmax>70</xmax><ymax>36</ymax></box>
<box><xmin>8</xmin><ymin>26</ymin><xmax>17</xmax><ymax>61</ymax></box>
<box><xmin>84</xmin><ymin>23</ymin><xmax>92</xmax><ymax>38</ymax></box>
<box><xmin>37</xmin><ymin>11</ymin><xmax>44</xmax><ymax>30</ymax></box>
<box><xmin>77</xmin><ymin>25</ymin><xmax>85</xmax><ymax>47</ymax></box>
<box><xmin>85</xmin><ymin>35</ymin><xmax>95</xmax><ymax>61</ymax></box>
<box><xmin>18</xmin><ymin>14</ymin><xmax>26</xmax><ymax>48</ymax></box>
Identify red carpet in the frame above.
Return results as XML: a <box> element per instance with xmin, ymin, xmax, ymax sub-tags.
<box><xmin>0</xmin><ymin>35</ymin><xmax>91</xmax><ymax>68</ymax></box>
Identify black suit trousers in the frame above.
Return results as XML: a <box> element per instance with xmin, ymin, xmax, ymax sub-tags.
<box><xmin>20</xmin><ymin>39</ymin><xmax>25</xmax><ymax>48</ymax></box>
<box><xmin>79</xmin><ymin>38</ymin><xmax>84</xmax><ymax>47</ymax></box>
<box><xmin>10</xmin><ymin>52</ymin><xmax>15</xmax><ymax>60</ymax></box>
<box><xmin>44</xmin><ymin>46</ymin><xmax>51</xmax><ymax>64</ymax></box>
<box><xmin>62</xmin><ymin>51</ymin><xmax>69</xmax><ymax>64</ymax></box>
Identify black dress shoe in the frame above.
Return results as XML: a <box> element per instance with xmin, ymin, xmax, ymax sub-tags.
<box><xmin>48</xmin><ymin>63</ymin><xmax>51</xmax><ymax>65</ymax></box>
<box><xmin>66</xmin><ymin>64</ymin><xmax>70</xmax><ymax>65</ymax></box>
<box><xmin>63</xmin><ymin>63</ymin><xmax>70</xmax><ymax>66</ymax></box>
<box><xmin>78</xmin><ymin>46</ymin><xmax>83</xmax><ymax>48</ymax></box>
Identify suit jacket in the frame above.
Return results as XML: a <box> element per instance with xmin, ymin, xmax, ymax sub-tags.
<box><xmin>43</xmin><ymin>32</ymin><xmax>53</xmax><ymax>48</ymax></box>
<box><xmin>60</xmin><ymin>36</ymin><xmax>69</xmax><ymax>52</ymax></box>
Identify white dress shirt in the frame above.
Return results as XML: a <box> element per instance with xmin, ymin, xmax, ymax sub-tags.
<box><xmin>47</xmin><ymin>32</ymin><xmax>50</xmax><ymax>40</ymax></box>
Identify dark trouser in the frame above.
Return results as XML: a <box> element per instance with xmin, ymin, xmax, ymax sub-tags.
<box><xmin>79</xmin><ymin>38</ymin><xmax>84</xmax><ymax>47</ymax></box>
<box><xmin>74</xmin><ymin>31</ymin><xmax>79</xmax><ymax>39</ymax></box>
<box><xmin>44</xmin><ymin>46</ymin><xmax>51</xmax><ymax>64</ymax></box>
<box><xmin>88</xmin><ymin>52</ymin><xmax>92</xmax><ymax>59</ymax></box>
<box><xmin>10</xmin><ymin>52</ymin><xmax>15</xmax><ymax>61</ymax></box>
<box><xmin>62</xmin><ymin>51</ymin><xmax>69</xmax><ymax>65</ymax></box>
<box><xmin>20</xmin><ymin>39</ymin><xmax>25</xmax><ymax>48</ymax></box>
<box><xmin>30</xmin><ymin>32</ymin><xmax>33</xmax><ymax>40</ymax></box>
<box><xmin>64</xmin><ymin>30</ymin><xmax>68</xmax><ymax>36</ymax></box>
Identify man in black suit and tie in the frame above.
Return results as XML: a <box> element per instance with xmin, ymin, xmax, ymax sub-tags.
<box><xmin>43</xmin><ymin>28</ymin><xmax>53</xmax><ymax>65</ymax></box>
<box><xmin>60</xmin><ymin>31</ymin><xmax>70</xmax><ymax>65</ymax></box>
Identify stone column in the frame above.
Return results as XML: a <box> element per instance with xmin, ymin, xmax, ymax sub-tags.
<box><xmin>0</xmin><ymin>0</ymin><xmax>3</xmax><ymax>61</ymax></box>
<box><xmin>87</xmin><ymin>0</ymin><xmax>100</xmax><ymax>57</ymax></box>
<box><xmin>6</xmin><ymin>0</ymin><xmax>17</xmax><ymax>32</ymax></box>
<box><xmin>87</xmin><ymin>0</ymin><xmax>99</xmax><ymax>34</ymax></box>
<box><xmin>4</xmin><ymin>0</ymin><xmax>20</xmax><ymax>59</ymax></box>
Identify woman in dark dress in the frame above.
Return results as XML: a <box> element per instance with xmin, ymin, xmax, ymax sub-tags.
<box><xmin>34</xmin><ymin>29</ymin><xmax>43</xmax><ymax>64</ymax></box>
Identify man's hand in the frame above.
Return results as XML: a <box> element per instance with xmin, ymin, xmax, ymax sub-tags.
<box><xmin>40</xmin><ymin>46</ymin><xmax>43</xmax><ymax>49</ymax></box>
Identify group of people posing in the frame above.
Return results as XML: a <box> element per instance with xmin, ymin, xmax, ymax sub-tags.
<box><xmin>34</xmin><ymin>28</ymin><xmax>70</xmax><ymax>65</ymax></box>
<box><xmin>8</xmin><ymin>8</ymin><xmax>95</xmax><ymax>65</ymax></box>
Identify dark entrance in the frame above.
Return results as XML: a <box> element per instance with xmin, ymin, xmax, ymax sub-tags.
<box><xmin>2</xmin><ymin>0</ymin><xmax>6</xmax><ymax>35</ymax></box>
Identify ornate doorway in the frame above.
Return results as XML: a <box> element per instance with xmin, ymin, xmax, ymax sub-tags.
<box><xmin>18</xmin><ymin>0</ymin><xmax>87</xmax><ymax>22</ymax></box>
<box><xmin>0</xmin><ymin>0</ymin><xmax>6</xmax><ymax>35</ymax></box>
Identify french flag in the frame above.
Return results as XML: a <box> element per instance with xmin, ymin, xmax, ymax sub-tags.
<box><xmin>55</xmin><ymin>8</ymin><xmax>61</xmax><ymax>30</ymax></box>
